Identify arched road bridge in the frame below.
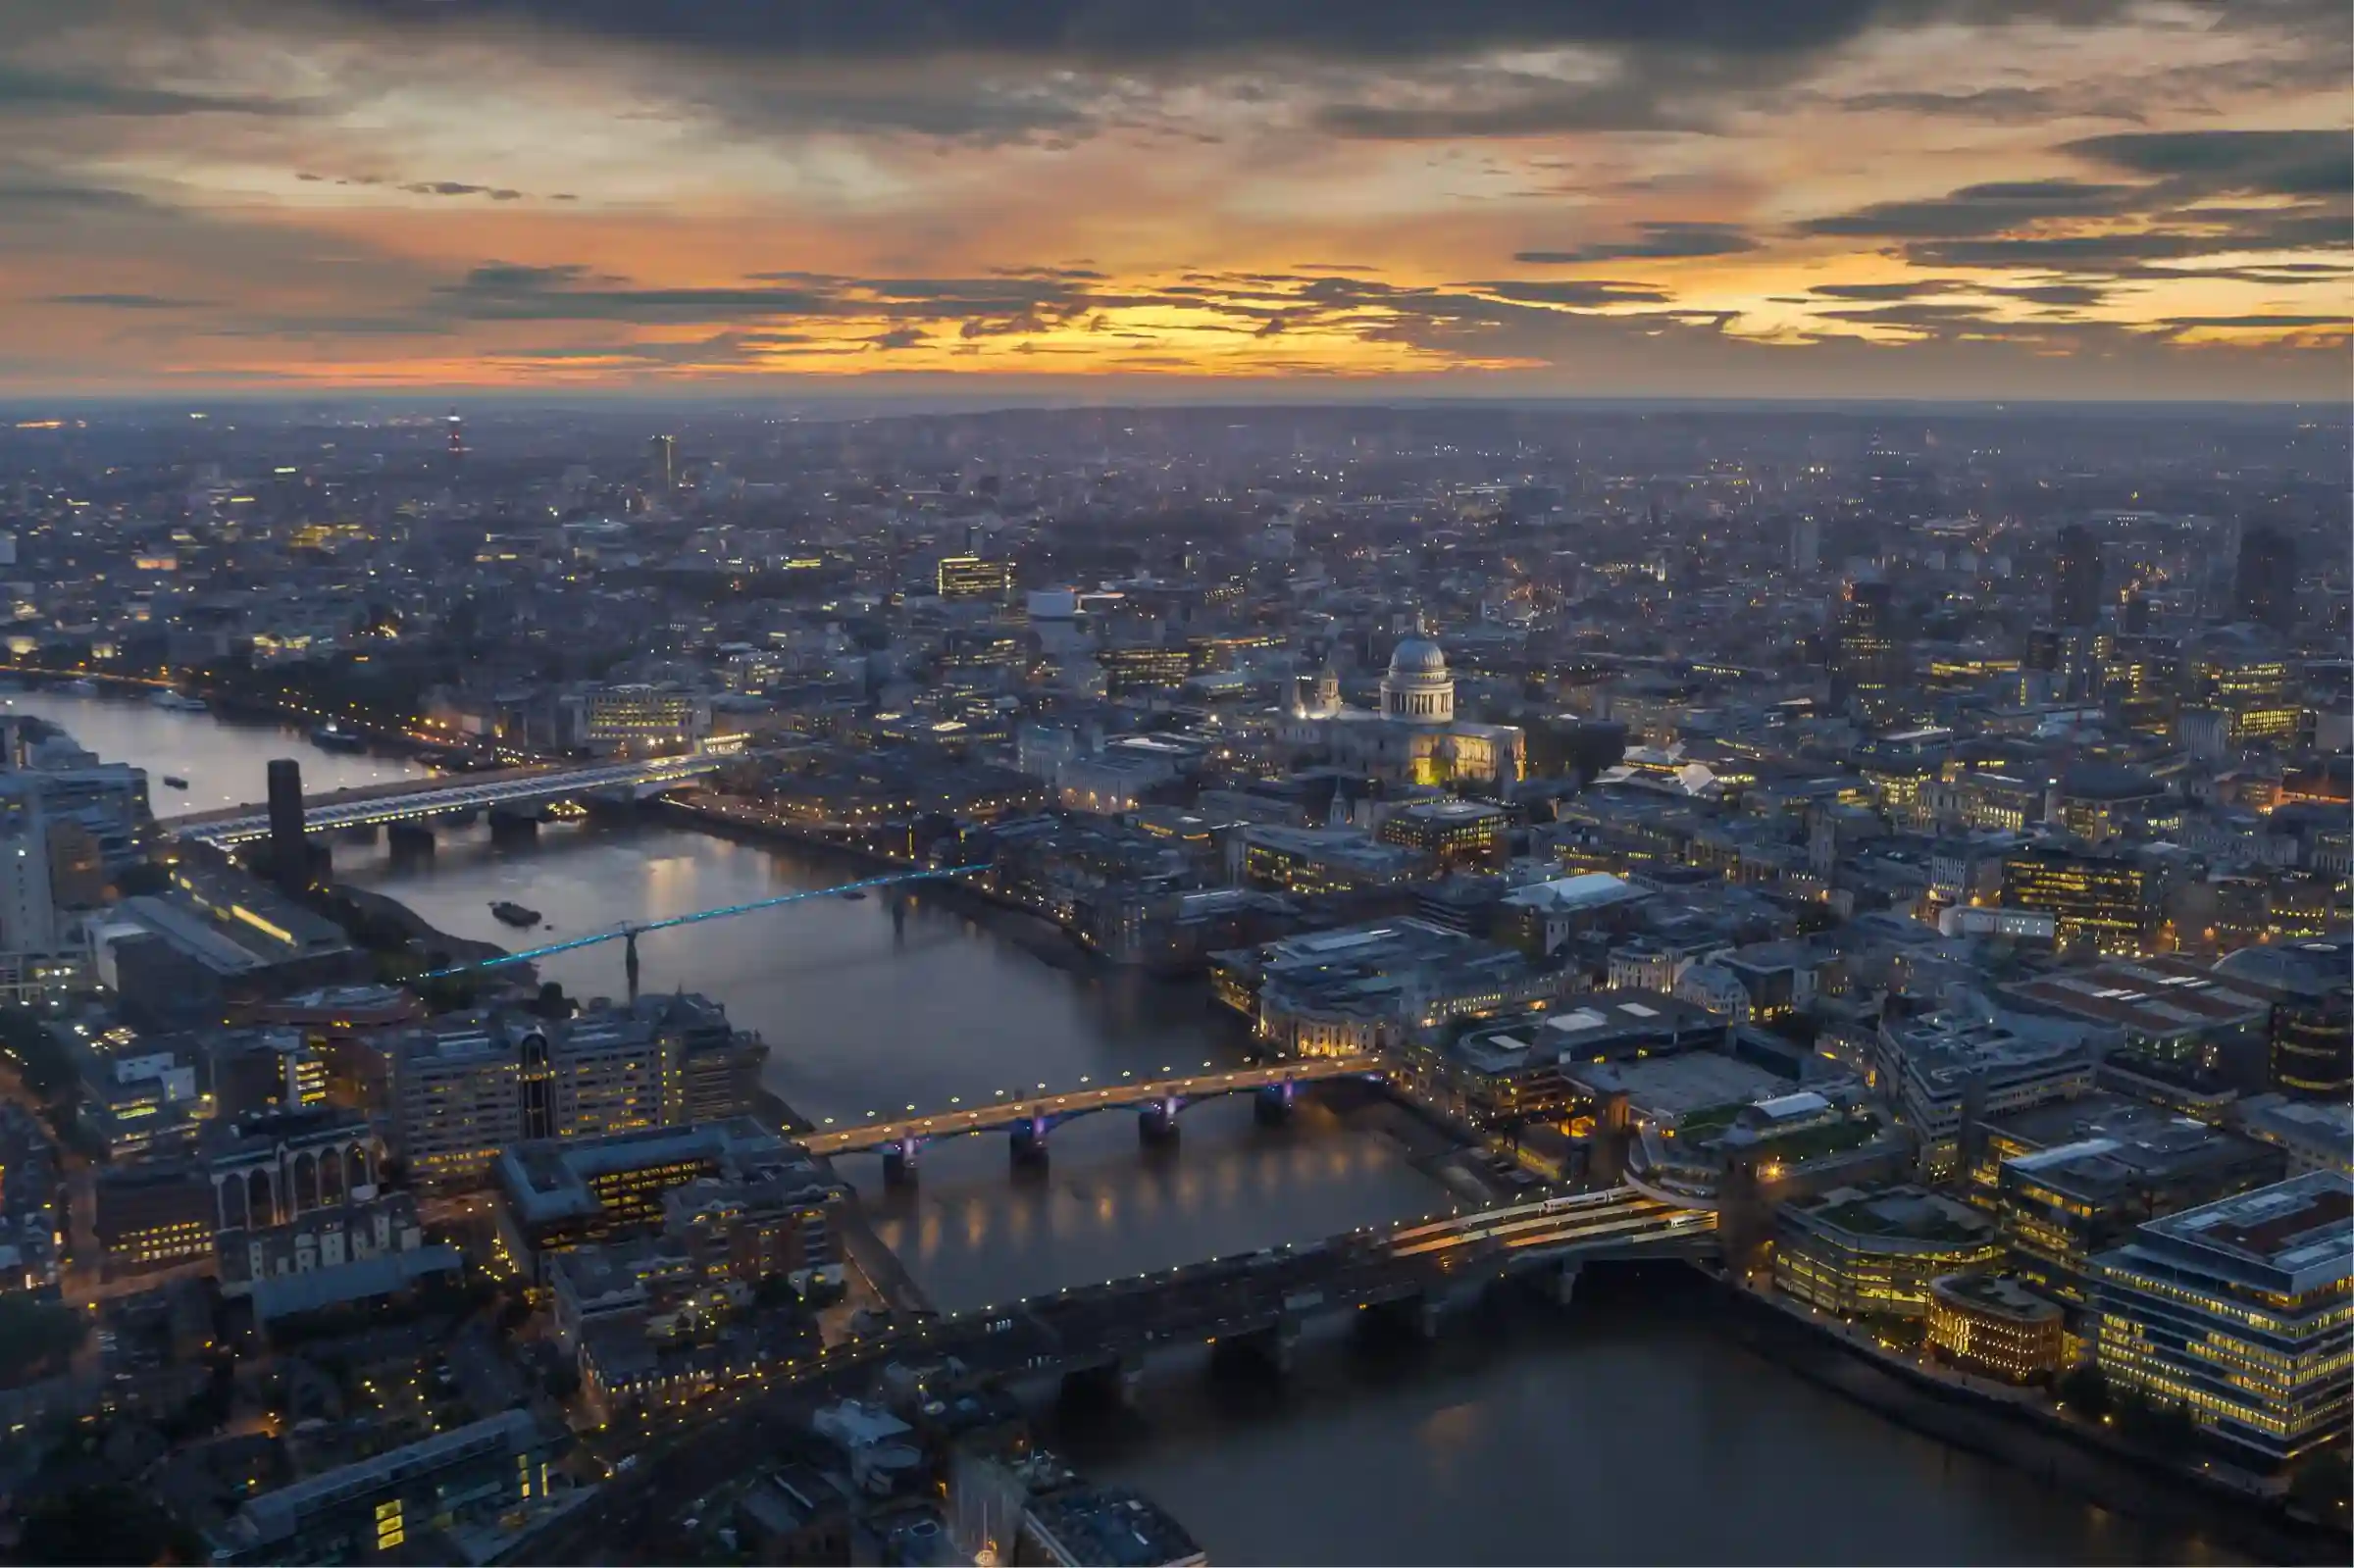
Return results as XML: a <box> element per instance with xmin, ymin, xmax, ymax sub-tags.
<box><xmin>798</xmin><ymin>1054</ymin><xmax>1382</xmax><ymax>1176</ymax></box>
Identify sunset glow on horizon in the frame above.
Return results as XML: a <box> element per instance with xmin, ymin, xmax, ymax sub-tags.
<box><xmin>4</xmin><ymin>0</ymin><xmax>2348</xmax><ymax>399</ymax></box>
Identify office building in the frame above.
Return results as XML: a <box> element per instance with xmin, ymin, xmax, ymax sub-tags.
<box><xmin>1376</xmin><ymin>798</ymin><xmax>1510</xmax><ymax>871</ymax></box>
<box><xmin>391</xmin><ymin>1024</ymin><xmax>528</xmax><ymax>1189</ymax></box>
<box><xmin>493</xmin><ymin>1117</ymin><xmax>833</xmax><ymax>1280</ymax></box>
<box><xmin>1983</xmin><ymin>1096</ymin><xmax>2284</xmax><ymax>1305</ymax></box>
<box><xmin>1926</xmin><ymin>1273</ymin><xmax>2070</xmax><ymax>1383</ymax></box>
<box><xmin>1998</xmin><ymin>956</ymin><xmax>2272</xmax><ymax>1090</ymax></box>
<box><xmin>393</xmin><ymin>997</ymin><xmax>759</xmax><ymax>1189</ymax></box>
<box><xmin>1832</xmin><ymin>578</ymin><xmax>1898</xmax><ymax>695</ymax></box>
<box><xmin>1874</xmin><ymin>1010</ymin><xmax>2094</xmax><ymax>1183</ymax></box>
<box><xmin>1097</xmin><ymin>644</ymin><xmax>1194</xmax><ymax>697</ymax></box>
<box><xmin>1211</xmin><ymin>917</ymin><xmax>1566</xmax><ymax>1058</ymax></box>
<box><xmin>2234</xmin><ymin>525</ymin><xmax>2297</xmax><ymax>632</ymax></box>
<box><xmin>2052</xmin><ymin>523</ymin><xmax>2102</xmax><ymax>629</ymax></box>
<box><xmin>210</xmin><ymin>1409</ymin><xmax>563</xmax><ymax>1564</ymax></box>
<box><xmin>1773</xmin><ymin>1184</ymin><xmax>2005</xmax><ymax>1320</ymax></box>
<box><xmin>266</xmin><ymin>757</ymin><xmax>306</xmax><ymax>890</ymax></box>
<box><xmin>647</xmin><ymin>432</ymin><xmax>676</xmax><ymax>490</ymax></box>
<box><xmin>94</xmin><ymin>1160</ymin><xmax>216</xmax><ymax>1275</ymax></box>
<box><xmin>556</xmin><ymin>683</ymin><xmax>710</xmax><ymax>756</ymax></box>
<box><xmin>2213</xmin><ymin>936</ymin><xmax>2354</xmax><ymax>1100</ymax></box>
<box><xmin>2000</xmin><ymin>845</ymin><xmax>2163</xmax><ymax>957</ymax></box>
<box><xmin>937</xmin><ymin>555</ymin><xmax>1014</xmax><ymax>601</ymax></box>
<box><xmin>2089</xmin><ymin>1172</ymin><xmax>2353</xmax><ymax>1469</ymax></box>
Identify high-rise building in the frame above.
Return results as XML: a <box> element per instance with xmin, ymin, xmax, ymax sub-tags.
<box><xmin>1833</xmin><ymin>578</ymin><xmax>1898</xmax><ymax>694</ymax></box>
<box><xmin>2051</xmin><ymin>524</ymin><xmax>2102</xmax><ymax>629</ymax></box>
<box><xmin>937</xmin><ymin>555</ymin><xmax>1014</xmax><ymax>601</ymax></box>
<box><xmin>0</xmin><ymin>779</ymin><xmax>59</xmax><ymax>1003</ymax></box>
<box><xmin>2000</xmin><ymin>846</ymin><xmax>2163</xmax><ymax>957</ymax></box>
<box><xmin>2234</xmin><ymin>525</ymin><xmax>2297</xmax><ymax>632</ymax></box>
<box><xmin>266</xmin><ymin>758</ymin><xmax>306</xmax><ymax>890</ymax></box>
<box><xmin>1787</xmin><ymin>514</ymin><xmax>1819</xmax><ymax>575</ymax></box>
<box><xmin>647</xmin><ymin>432</ymin><xmax>676</xmax><ymax>491</ymax></box>
<box><xmin>2088</xmin><ymin>1172</ymin><xmax>2352</xmax><ymax>1471</ymax></box>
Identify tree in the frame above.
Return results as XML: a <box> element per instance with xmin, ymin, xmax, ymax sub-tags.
<box><xmin>2287</xmin><ymin>1448</ymin><xmax>2351</xmax><ymax>1519</ymax></box>
<box><xmin>2054</xmin><ymin>1363</ymin><xmax>2110</xmax><ymax>1417</ymax></box>
<box><xmin>0</xmin><ymin>1296</ymin><xmax>90</xmax><ymax>1385</ymax></box>
<box><xmin>15</xmin><ymin>1484</ymin><xmax>200</xmax><ymax>1566</ymax></box>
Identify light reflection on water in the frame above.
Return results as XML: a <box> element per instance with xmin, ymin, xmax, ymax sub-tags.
<box><xmin>55</xmin><ymin>699</ymin><xmax>2253</xmax><ymax>1567</ymax></box>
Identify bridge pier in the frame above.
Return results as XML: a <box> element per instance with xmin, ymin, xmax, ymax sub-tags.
<box><xmin>1217</xmin><ymin>1314</ymin><xmax>1300</xmax><ymax>1376</ymax></box>
<box><xmin>1253</xmin><ymin>1080</ymin><xmax>1296</xmax><ymax>1127</ymax></box>
<box><xmin>881</xmin><ymin>1136</ymin><xmax>923</xmax><ymax>1187</ymax></box>
<box><xmin>1060</xmin><ymin>1351</ymin><xmax>1145</xmax><ymax>1411</ymax></box>
<box><xmin>386</xmin><ymin>822</ymin><xmax>436</xmax><ymax>858</ymax></box>
<box><xmin>487</xmin><ymin>808</ymin><xmax>539</xmax><ymax>842</ymax></box>
<box><xmin>1138</xmin><ymin>1097</ymin><xmax>1182</xmax><ymax>1146</ymax></box>
<box><xmin>1548</xmin><ymin>1259</ymin><xmax>1585</xmax><ymax>1308</ymax></box>
<box><xmin>1009</xmin><ymin>1117</ymin><xmax>1050</xmax><ymax>1170</ymax></box>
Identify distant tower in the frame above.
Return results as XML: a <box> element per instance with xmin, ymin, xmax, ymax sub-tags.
<box><xmin>1788</xmin><ymin>515</ymin><xmax>1820</xmax><ymax>575</ymax></box>
<box><xmin>444</xmin><ymin>409</ymin><xmax>466</xmax><ymax>463</ymax></box>
<box><xmin>266</xmin><ymin>758</ymin><xmax>306</xmax><ymax>889</ymax></box>
<box><xmin>2235</xmin><ymin>525</ymin><xmax>2297</xmax><ymax>632</ymax></box>
<box><xmin>647</xmin><ymin>433</ymin><xmax>677</xmax><ymax>492</ymax></box>
<box><xmin>1833</xmin><ymin>578</ymin><xmax>1897</xmax><ymax>695</ymax></box>
<box><xmin>2051</xmin><ymin>523</ymin><xmax>2101</xmax><ymax>629</ymax></box>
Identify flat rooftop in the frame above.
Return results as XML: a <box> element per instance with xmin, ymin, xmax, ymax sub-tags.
<box><xmin>1568</xmin><ymin>1051</ymin><xmax>1786</xmax><ymax>1123</ymax></box>
<box><xmin>2002</xmin><ymin>958</ymin><xmax>2269</xmax><ymax>1037</ymax></box>
<box><xmin>2142</xmin><ymin>1172</ymin><xmax>2354</xmax><ymax>1288</ymax></box>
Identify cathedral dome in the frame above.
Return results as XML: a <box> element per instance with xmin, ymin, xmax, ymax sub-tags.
<box><xmin>1388</xmin><ymin>637</ymin><xmax>1447</xmax><ymax>679</ymax></box>
<box><xmin>1380</xmin><ymin>635</ymin><xmax>1454</xmax><ymax>726</ymax></box>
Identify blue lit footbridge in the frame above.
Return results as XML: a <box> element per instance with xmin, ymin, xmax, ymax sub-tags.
<box><xmin>162</xmin><ymin>754</ymin><xmax>733</xmax><ymax>846</ymax></box>
<box><xmin>799</xmin><ymin>1054</ymin><xmax>1383</xmax><ymax>1178</ymax></box>
<box><xmin>416</xmin><ymin>866</ymin><xmax>979</xmax><ymax>993</ymax></box>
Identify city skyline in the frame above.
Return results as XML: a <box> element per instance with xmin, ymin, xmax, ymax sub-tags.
<box><xmin>4</xmin><ymin>0</ymin><xmax>2349</xmax><ymax>398</ymax></box>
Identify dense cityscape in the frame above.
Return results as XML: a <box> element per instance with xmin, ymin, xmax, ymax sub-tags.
<box><xmin>0</xmin><ymin>398</ymin><xmax>2341</xmax><ymax>1563</ymax></box>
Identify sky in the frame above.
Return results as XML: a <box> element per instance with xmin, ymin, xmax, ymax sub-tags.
<box><xmin>2</xmin><ymin>0</ymin><xmax>2348</xmax><ymax>399</ymax></box>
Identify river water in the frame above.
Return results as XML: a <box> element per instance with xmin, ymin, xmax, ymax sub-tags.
<box><xmin>30</xmin><ymin>691</ymin><xmax>2240</xmax><ymax>1565</ymax></box>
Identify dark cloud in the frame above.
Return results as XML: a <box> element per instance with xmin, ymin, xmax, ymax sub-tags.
<box><xmin>2151</xmin><ymin>313</ymin><xmax>2351</xmax><ymax>332</ymax></box>
<box><xmin>1515</xmin><ymin>222</ymin><xmax>1760</xmax><ymax>264</ymax></box>
<box><xmin>1810</xmin><ymin>301</ymin><xmax>2003</xmax><ymax>328</ymax></box>
<box><xmin>44</xmin><ymin>291</ymin><xmax>215</xmax><ymax>308</ymax></box>
<box><xmin>400</xmin><ymin>180</ymin><xmax>527</xmax><ymax>199</ymax></box>
<box><xmin>1904</xmin><ymin>208</ymin><xmax>2350</xmax><ymax>273</ymax></box>
<box><xmin>0</xmin><ymin>173</ymin><xmax>165</xmax><ymax>212</ymax></box>
<box><xmin>2062</xmin><ymin>129</ymin><xmax>2352</xmax><ymax>197</ymax></box>
<box><xmin>1469</xmin><ymin>279</ymin><xmax>1673</xmax><ymax>306</ymax></box>
<box><xmin>1807</xmin><ymin>279</ymin><xmax>1969</xmax><ymax>300</ymax></box>
<box><xmin>1985</xmin><ymin>282</ymin><xmax>2112</xmax><ymax>306</ymax></box>
<box><xmin>1836</xmin><ymin>86</ymin><xmax>2139</xmax><ymax>122</ymax></box>
<box><xmin>0</xmin><ymin>62</ymin><xmax>303</xmax><ymax>118</ymax></box>
<box><xmin>1798</xmin><ymin>179</ymin><xmax>2137</xmax><ymax>238</ymax></box>
<box><xmin>318</xmin><ymin>1</ymin><xmax>2337</xmax><ymax>65</ymax></box>
<box><xmin>1314</xmin><ymin>73</ymin><xmax>1713</xmax><ymax>138</ymax></box>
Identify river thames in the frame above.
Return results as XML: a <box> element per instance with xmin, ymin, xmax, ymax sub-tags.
<box><xmin>23</xmin><ymin>689</ymin><xmax>2246</xmax><ymax>1565</ymax></box>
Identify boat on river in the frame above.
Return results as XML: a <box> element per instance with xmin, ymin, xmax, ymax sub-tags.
<box><xmin>149</xmin><ymin>691</ymin><xmax>208</xmax><ymax>712</ymax></box>
<box><xmin>309</xmin><ymin>722</ymin><xmax>368</xmax><ymax>753</ymax></box>
<box><xmin>490</xmin><ymin>901</ymin><xmax>543</xmax><ymax>929</ymax></box>
<box><xmin>162</xmin><ymin>776</ymin><xmax>189</xmax><ymax>790</ymax></box>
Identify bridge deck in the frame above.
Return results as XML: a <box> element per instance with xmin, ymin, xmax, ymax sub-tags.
<box><xmin>798</xmin><ymin>1055</ymin><xmax>1383</xmax><ymax>1154</ymax></box>
<box><xmin>164</xmin><ymin>755</ymin><xmax>728</xmax><ymax>842</ymax></box>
